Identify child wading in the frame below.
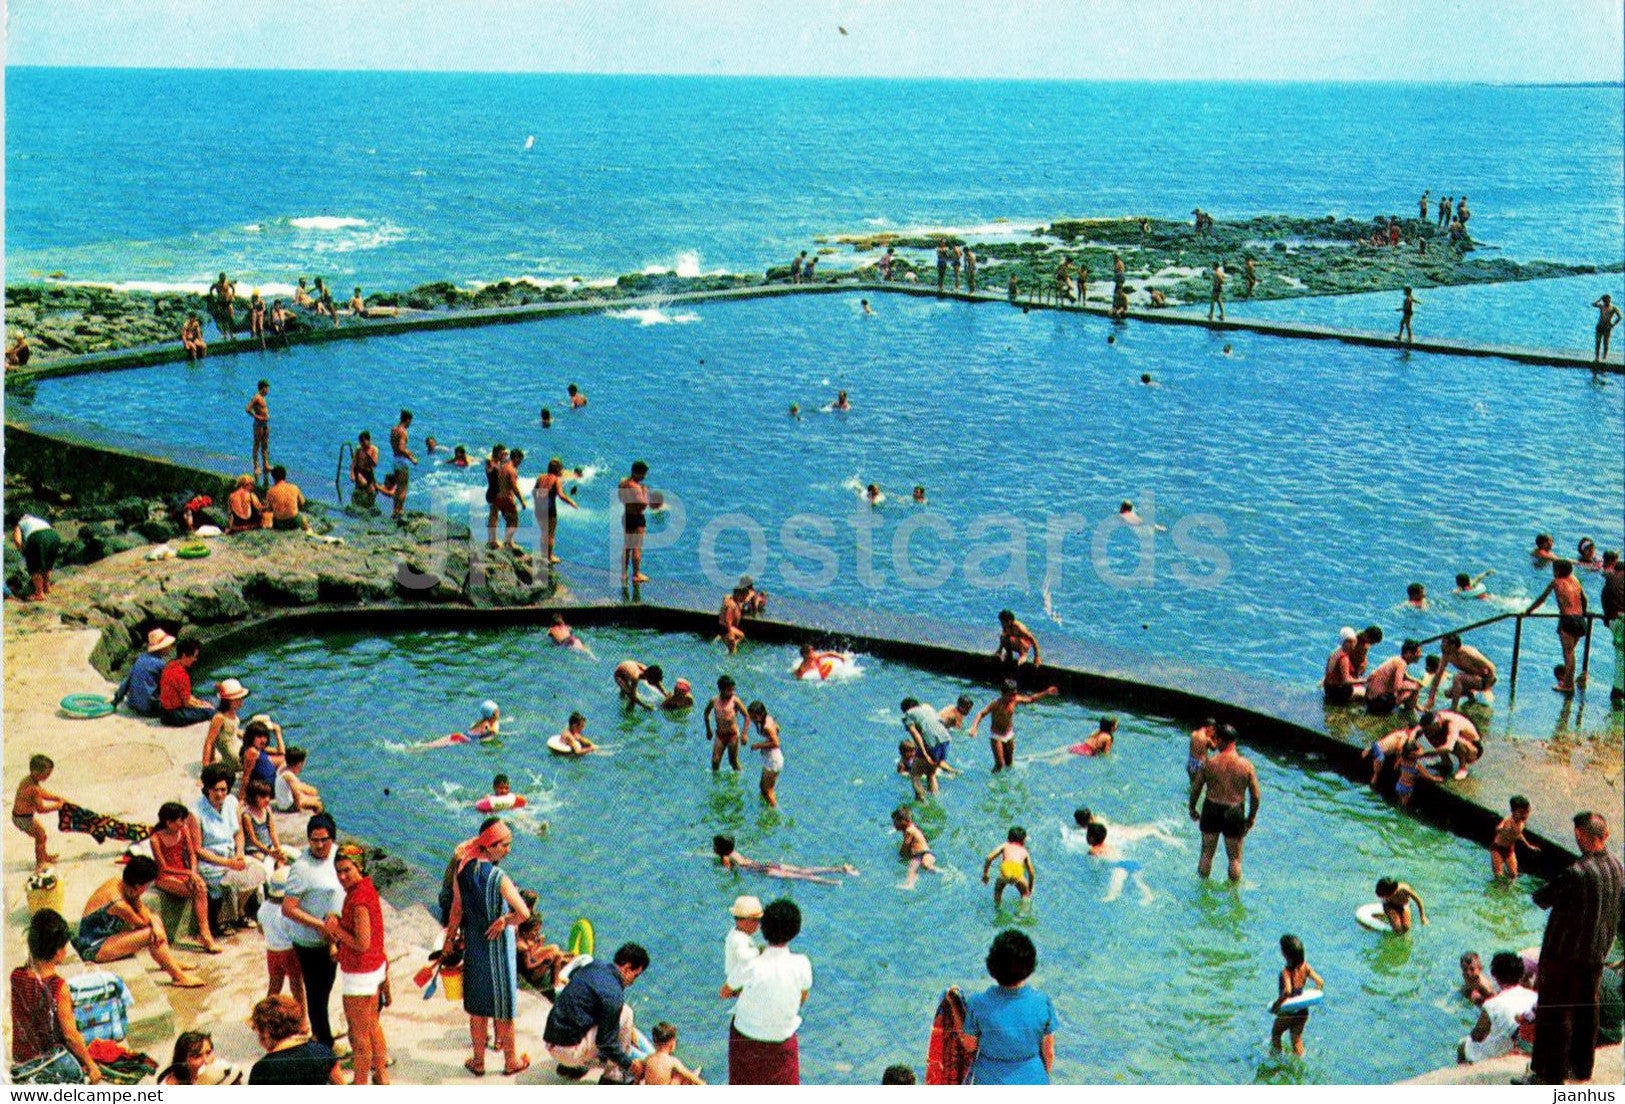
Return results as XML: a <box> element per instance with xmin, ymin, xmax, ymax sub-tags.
<box><xmin>1269</xmin><ymin>934</ymin><xmax>1324</xmax><ymax>1056</ymax></box>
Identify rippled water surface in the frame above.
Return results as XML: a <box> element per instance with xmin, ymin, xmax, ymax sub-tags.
<box><xmin>26</xmin><ymin>294</ymin><xmax>1624</xmax><ymax>734</ymax></box>
<box><xmin>213</xmin><ymin>624</ymin><xmax>1546</xmax><ymax>1084</ymax></box>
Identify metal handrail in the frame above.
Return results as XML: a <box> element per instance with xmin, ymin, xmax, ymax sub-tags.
<box><xmin>1415</xmin><ymin>608</ymin><xmax>1604</xmax><ymax>702</ymax></box>
<box><xmin>334</xmin><ymin>441</ymin><xmax>353</xmax><ymax>501</ymax></box>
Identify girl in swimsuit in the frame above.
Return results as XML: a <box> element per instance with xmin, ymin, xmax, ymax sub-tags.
<box><xmin>1269</xmin><ymin>934</ymin><xmax>1324</xmax><ymax>1055</ymax></box>
<box><xmin>532</xmin><ymin>458</ymin><xmax>579</xmax><ymax>565</ymax></box>
<box><xmin>704</xmin><ymin>675</ymin><xmax>746</xmax><ymax>772</ymax></box>
<box><xmin>711</xmin><ymin>835</ymin><xmax>854</xmax><ymax>885</ymax></box>
<box><xmin>746</xmin><ymin>701</ymin><xmax>782</xmax><ymax>808</ymax></box>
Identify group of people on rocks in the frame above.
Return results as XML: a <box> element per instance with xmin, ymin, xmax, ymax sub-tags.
<box><xmin>181</xmin><ymin>273</ymin><xmax>394</xmax><ymax>360</ymax></box>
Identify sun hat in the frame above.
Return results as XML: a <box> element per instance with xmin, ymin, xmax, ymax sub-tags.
<box><xmin>730</xmin><ymin>895</ymin><xmax>764</xmax><ymax>919</ymax></box>
<box><xmin>217</xmin><ymin>678</ymin><xmax>250</xmax><ymax>701</ymax></box>
<box><xmin>145</xmin><ymin>628</ymin><xmax>177</xmax><ymax>653</ymax></box>
<box><xmin>481</xmin><ymin>699</ymin><xmax>500</xmax><ymax>719</ymax></box>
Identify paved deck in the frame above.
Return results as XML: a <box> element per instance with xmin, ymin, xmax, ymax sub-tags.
<box><xmin>8</xmin><ymin>278</ymin><xmax>1621</xmax><ymax>383</ymax></box>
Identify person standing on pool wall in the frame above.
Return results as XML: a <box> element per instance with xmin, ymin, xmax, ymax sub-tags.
<box><xmin>245</xmin><ymin>380</ymin><xmax>270</xmax><ymax>481</ymax></box>
<box><xmin>994</xmin><ymin>609</ymin><xmax>1041</xmax><ymax>667</ymax></box>
<box><xmin>1593</xmin><ymin>293</ymin><xmax>1622</xmax><ymax>364</ymax></box>
<box><xmin>619</xmin><ymin>460</ymin><xmax>653</xmax><ymax>585</ymax></box>
<box><xmin>1526</xmin><ymin>558</ymin><xmax>1589</xmax><ymax>695</ymax></box>
<box><xmin>1187</xmin><ymin>724</ymin><xmax>1261</xmax><ymax>882</ymax></box>
<box><xmin>388</xmin><ymin>410</ymin><xmax>417</xmax><ymax>521</ymax></box>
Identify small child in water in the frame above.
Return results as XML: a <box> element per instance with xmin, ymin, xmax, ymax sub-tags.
<box><xmin>1376</xmin><ymin>876</ymin><xmax>1428</xmax><ymax>932</ymax></box>
<box><xmin>892</xmin><ymin>807</ymin><xmax>937</xmax><ymax>889</ymax></box>
<box><xmin>1490</xmin><ymin>795</ymin><xmax>1540</xmax><ymax>879</ymax></box>
<box><xmin>12</xmin><ymin>754</ymin><xmax>63</xmax><ymax>870</ymax></box>
<box><xmin>660</xmin><ymin>679</ymin><xmax>695</xmax><ymax>711</ymax></box>
<box><xmin>1459</xmin><ymin>952</ymin><xmax>1497</xmax><ymax>1005</ymax></box>
<box><xmin>1454</xmin><ymin>570</ymin><xmax>1493</xmax><ymax>599</ymax></box>
<box><xmin>557</xmin><ymin>711</ymin><xmax>595</xmax><ymax>755</ymax></box>
<box><xmin>641</xmin><ymin>1022</ymin><xmax>704</xmax><ymax>1085</ymax></box>
<box><xmin>1393</xmin><ymin>737</ymin><xmax>1441</xmax><ymax>806</ymax></box>
<box><xmin>981</xmin><ymin>826</ymin><xmax>1035</xmax><ymax>908</ymax></box>
<box><xmin>1071</xmin><ymin>716</ymin><xmax>1117</xmax><ymax>756</ymax></box>
<box><xmin>1269</xmin><ymin>934</ymin><xmax>1324</xmax><ymax>1056</ymax></box>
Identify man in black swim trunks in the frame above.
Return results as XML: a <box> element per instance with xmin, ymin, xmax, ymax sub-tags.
<box><xmin>1528</xmin><ymin>559</ymin><xmax>1589</xmax><ymax>694</ymax></box>
<box><xmin>619</xmin><ymin>460</ymin><xmax>652</xmax><ymax>585</ymax></box>
<box><xmin>1188</xmin><ymin>724</ymin><xmax>1261</xmax><ymax>882</ymax></box>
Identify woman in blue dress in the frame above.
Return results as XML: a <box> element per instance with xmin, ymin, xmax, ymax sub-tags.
<box><xmin>443</xmin><ymin>817</ymin><xmax>531</xmax><ymax>1077</ymax></box>
<box><xmin>960</xmin><ymin>930</ymin><xmax>1057</xmax><ymax>1084</ymax></box>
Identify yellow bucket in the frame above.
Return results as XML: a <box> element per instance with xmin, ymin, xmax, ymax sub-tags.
<box><xmin>26</xmin><ymin>881</ymin><xmax>65</xmax><ymax>917</ymax></box>
<box><xmin>440</xmin><ymin>964</ymin><xmax>463</xmax><ymax>1002</ymax></box>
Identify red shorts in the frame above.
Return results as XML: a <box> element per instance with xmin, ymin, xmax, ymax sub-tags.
<box><xmin>267</xmin><ymin>948</ymin><xmax>302</xmax><ymax>975</ymax></box>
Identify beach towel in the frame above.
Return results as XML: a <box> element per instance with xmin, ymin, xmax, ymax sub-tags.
<box><xmin>85</xmin><ymin>1040</ymin><xmax>156</xmax><ymax>1084</ymax></box>
<box><xmin>57</xmin><ymin>803</ymin><xmax>151</xmax><ymax>845</ymax></box>
<box><xmin>926</xmin><ymin>986</ymin><xmax>971</xmax><ymax>1086</ymax></box>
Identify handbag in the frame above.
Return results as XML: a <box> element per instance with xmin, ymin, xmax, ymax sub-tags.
<box><xmin>68</xmin><ymin>970</ymin><xmax>134</xmax><ymax>1043</ymax></box>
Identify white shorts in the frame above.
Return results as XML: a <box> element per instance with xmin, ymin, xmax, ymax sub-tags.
<box><xmin>761</xmin><ymin>749</ymin><xmax>785</xmax><ymax>773</ymax></box>
<box><xmin>340</xmin><ymin>965</ymin><xmax>386</xmax><ymax>997</ymax></box>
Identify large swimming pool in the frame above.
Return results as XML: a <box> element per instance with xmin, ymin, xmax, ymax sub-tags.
<box><xmin>211</xmin><ymin>624</ymin><xmax>1544</xmax><ymax>1084</ymax></box>
<box><xmin>25</xmin><ymin>293</ymin><xmax>1623</xmax><ymax>735</ymax></box>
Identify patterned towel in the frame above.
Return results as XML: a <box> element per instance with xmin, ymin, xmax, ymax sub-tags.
<box><xmin>58</xmin><ymin>803</ymin><xmax>152</xmax><ymax>845</ymax></box>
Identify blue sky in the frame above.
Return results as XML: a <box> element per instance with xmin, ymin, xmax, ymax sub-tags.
<box><xmin>5</xmin><ymin>0</ymin><xmax>1621</xmax><ymax>82</ymax></box>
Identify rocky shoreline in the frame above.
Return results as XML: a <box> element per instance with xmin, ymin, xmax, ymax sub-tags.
<box><xmin>6</xmin><ymin>213</ymin><xmax>1612</xmax><ymax>363</ymax></box>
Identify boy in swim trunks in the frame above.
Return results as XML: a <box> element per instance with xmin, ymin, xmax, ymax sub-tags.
<box><xmin>245</xmin><ymin>380</ymin><xmax>270</xmax><ymax>479</ymax></box>
<box><xmin>892</xmin><ymin>807</ymin><xmax>938</xmax><ymax>889</ymax></box>
<box><xmin>614</xmin><ymin>660</ymin><xmax>666</xmax><ymax>710</ymax></box>
<box><xmin>718</xmin><ymin>586</ymin><xmax>747</xmax><ymax>653</ymax></box>
<box><xmin>388</xmin><ymin>410</ymin><xmax>417</xmax><ymax>520</ymax></box>
<box><xmin>1085</xmin><ymin>822</ymin><xmax>1155</xmax><ymax>905</ymax></box>
<box><xmin>994</xmin><ymin>610</ymin><xmax>1041</xmax><ymax>667</ymax></box>
<box><xmin>1490</xmin><ymin>796</ymin><xmax>1540</xmax><ymax>879</ymax></box>
<box><xmin>619</xmin><ymin>461</ymin><xmax>653</xmax><ymax>584</ymax></box>
<box><xmin>12</xmin><ymin>754</ymin><xmax>63</xmax><ymax>870</ymax></box>
<box><xmin>746</xmin><ymin>701</ymin><xmax>782</xmax><ymax>807</ymax></box>
<box><xmin>981</xmin><ymin>827</ymin><xmax>1035</xmax><ymax>909</ymax></box>
<box><xmin>640</xmin><ymin>1023</ymin><xmax>704</xmax><ymax>1085</ymax></box>
<box><xmin>1187</xmin><ymin>718</ymin><xmax>1217</xmax><ymax>779</ymax></box>
<box><xmin>557</xmin><ymin>712</ymin><xmax>596</xmax><ymax>755</ymax></box>
<box><xmin>969</xmin><ymin>679</ymin><xmax>1059</xmax><ymax>773</ymax></box>
<box><xmin>1374</xmin><ymin>876</ymin><xmax>1428</xmax><ymax>932</ymax></box>
<box><xmin>1187</xmin><ymin>724</ymin><xmax>1260</xmax><ymax>881</ymax></box>
<box><xmin>704</xmin><ymin>675</ymin><xmax>746</xmax><ymax>772</ymax></box>
<box><xmin>1594</xmin><ymin>294</ymin><xmax>1622</xmax><ymax>364</ymax></box>
<box><xmin>1527</xmin><ymin>559</ymin><xmax>1588</xmax><ymax>694</ymax></box>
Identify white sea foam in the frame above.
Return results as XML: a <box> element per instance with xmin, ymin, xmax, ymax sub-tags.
<box><xmin>290</xmin><ymin>215</ymin><xmax>370</xmax><ymax>231</ymax></box>
<box><xmin>607</xmin><ymin>307</ymin><xmax>700</xmax><ymax>326</ymax></box>
<box><xmin>639</xmin><ymin>251</ymin><xmax>729</xmax><ymax>279</ymax></box>
<box><xmin>51</xmin><ymin>278</ymin><xmax>299</xmax><ymax>297</ymax></box>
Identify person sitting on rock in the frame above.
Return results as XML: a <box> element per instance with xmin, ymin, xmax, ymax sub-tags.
<box><xmin>6</xmin><ymin>333</ymin><xmax>31</xmax><ymax>368</ymax></box>
<box><xmin>265</xmin><ymin>467</ymin><xmax>308</xmax><ymax>533</ymax></box>
<box><xmin>228</xmin><ymin>475</ymin><xmax>266</xmax><ymax>532</ymax></box>
<box><xmin>181</xmin><ymin>316</ymin><xmax>207</xmax><ymax>361</ymax></box>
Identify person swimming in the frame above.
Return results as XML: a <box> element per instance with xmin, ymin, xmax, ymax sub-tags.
<box><xmin>419</xmin><ymin>700</ymin><xmax>501</xmax><ymax>748</ymax></box>
<box><xmin>793</xmin><ymin>643</ymin><xmax>847</xmax><ymax>680</ymax></box>
<box><xmin>547</xmin><ymin>613</ymin><xmax>592</xmax><ymax>655</ymax></box>
<box><xmin>712</xmin><ymin>834</ymin><xmax>856</xmax><ymax>885</ymax></box>
<box><xmin>445</xmin><ymin>445</ymin><xmax>471</xmax><ymax>468</ymax></box>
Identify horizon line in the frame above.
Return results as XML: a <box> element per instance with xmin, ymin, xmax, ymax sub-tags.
<box><xmin>5</xmin><ymin>64</ymin><xmax>1621</xmax><ymax>87</ymax></box>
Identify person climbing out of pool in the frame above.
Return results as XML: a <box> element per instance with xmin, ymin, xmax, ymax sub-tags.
<box><xmin>556</xmin><ymin>712</ymin><xmax>596</xmax><ymax>755</ymax></box>
<box><xmin>547</xmin><ymin>613</ymin><xmax>592</xmax><ymax>655</ymax></box>
<box><xmin>747</xmin><ymin>701</ymin><xmax>782</xmax><ymax>808</ymax></box>
<box><xmin>1187</xmin><ymin>724</ymin><xmax>1260</xmax><ymax>882</ymax></box>
<box><xmin>420</xmin><ymin>701</ymin><xmax>501</xmax><ymax>749</ymax></box>
<box><xmin>793</xmin><ymin>643</ymin><xmax>846</xmax><ymax>680</ymax></box>
<box><xmin>1269</xmin><ymin>934</ymin><xmax>1324</xmax><ymax>1056</ymax></box>
<box><xmin>533</xmin><ymin>457</ymin><xmax>578</xmax><ymax>566</ymax></box>
<box><xmin>1396</xmin><ymin>286</ymin><xmax>1418</xmax><ymax>344</ymax></box>
<box><xmin>388</xmin><ymin>410</ymin><xmax>417</xmax><ymax>521</ymax></box>
<box><xmin>1187</xmin><ymin>718</ymin><xmax>1217</xmax><ymax>779</ymax></box>
<box><xmin>705</xmin><ymin>675</ymin><xmax>747</xmax><ymax>772</ymax></box>
<box><xmin>1526</xmin><ymin>558</ymin><xmax>1588</xmax><ymax>695</ymax></box>
<box><xmin>712</xmin><ymin>835</ymin><xmax>856</xmax><ymax>885</ymax></box>
<box><xmin>350</xmin><ymin>430</ymin><xmax>380</xmax><ymax>495</ymax></box>
<box><xmin>994</xmin><ymin>609</ymin><xmax>1041</xmax><ymax>667</ymax></box>
<box><xmin>1491</xmin><ymin>796</ymin><xmax>1541</xmax><ymax>879</ymax></box>
<box><xmin>618</xmin><ymin>460</ymin><xmax>656</xmax><ymax>585</ymax></box>
<box><xmin>1085</xmin><ymin>822</ymin><xmax>1154</xmax><ymax>905</ymax></box>
<box><xmin>1455</xmin><ymin>569</ymin><xmax>1495</xmax><ymax>599</ymax></box>
<box><xmin>719</xmin><ymin>583</ymin><xmax>749</xmax><ymax>654</ymax></box>
<box><xmin>1593</xmin><ymin>293</ymin><xmax>1622</xmax><ymax>364</ymax></box>
<box><xmin>891</xmin><ymin>807</ymin><xmax>938</xmax><ymax>889</ymax></box>
<box><xmin>1392</xmin><ymin>733</ymin><xmax>1444</xmax><ymax>807</ymax></box>
<box><xmin>1364</xmin><ymin>639</ymin><xmax>1423</xmax><ymax>716</ymax></box>
<box><xmin>613</xmin><ymin>660</ymin><xmax>666</xmax><ymax>710</ymax></box>
<box><xmin>981</xmin><ymin>827</ymin><xmax>1034</xmax><ymax>909</ymax></box>
<box><xmin>1361</xmin><ymin>718</ymin><xmax>1423</xmax><ymax>789</ymax></box>
<box><xmin>1375</xmin><ymin>876</ymin><xmax>1428</xmax><ymax>933</ymax></box>
<box><xmin>1422</xmin><ymin>632</ymin><xmax>1497</xmax><ymax>711</ymax></box>
<box><xmin>245</xmin><ymin>380</ymin><xmax>270</xmax><ymax>480</ymax></box>
<box><xmin>968</xmin><ymin>679</ymin><xmax>1059</xmax><ymax>773</ymax></box>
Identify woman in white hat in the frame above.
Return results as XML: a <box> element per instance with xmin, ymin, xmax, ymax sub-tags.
<box><xmin>202</xmin><ymin>678</ymin><xmax>250</xmax><ymax>776</ymax></box>
<box><xmin>112</xmin><ymin>628</ymin><xmax>177</xmax><ymax>717</ymax></box>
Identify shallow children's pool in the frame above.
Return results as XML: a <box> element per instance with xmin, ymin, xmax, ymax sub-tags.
<box><xmin>212</xmin><ymin>624</ymin><xmax>1545</xmax><ymax>1084</ymax></box>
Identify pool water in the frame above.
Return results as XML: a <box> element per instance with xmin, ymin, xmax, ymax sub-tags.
<box><xmin>26</xmin><ymin>293</ymin><xmax>1624</xmax><ymax>735</ymax></box>
<box><xmin>215</xmin><ymin>624</ymin><xmax>1546</xmax><ymax>1084</ymax></box>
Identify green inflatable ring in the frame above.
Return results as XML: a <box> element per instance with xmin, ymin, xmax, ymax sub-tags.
<box><xmin>176</xmin><ymin>544</ymin><xmax>211</xmax><ymax>559</ymax></box>
<box><xmin>60</xmin><ymin>693</ymin><xmax>114</xmax><ymax>718</ymax></box>
<box><xmin>567</xmin><ymin>918</ymin><xmax>594</xmax><ymax>957</ymax></box>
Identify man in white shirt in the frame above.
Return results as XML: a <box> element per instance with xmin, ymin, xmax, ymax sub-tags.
<box><xmin>722</xmin><ymin>895</ymin><xmax>763</xmax><ymax>996</ymax></box>
<box><xmin>723</xmin><ymin>898</ymin><xmax>811</xmax><ymax>1085</ymax></box>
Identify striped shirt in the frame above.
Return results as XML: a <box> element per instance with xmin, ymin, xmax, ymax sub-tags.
<box><xmin>1534</xmin><ymin>849</ymin><xmax>1624</xmax><ymax>968</ymax></box>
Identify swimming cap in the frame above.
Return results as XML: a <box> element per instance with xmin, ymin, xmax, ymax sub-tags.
<box><xmin>675</xmin><ymin>679</ymin><xmax>691</xmax><ymax>692</ymax></box>
<box><xmin>1338</xmin><ymin>627</ymin><xmax>1356</xmax><ymax>643</ymax></box>
<box><xmin>481</xmin><ymin>700</ymin><xmax>499</xmax><ymax>718</ymax></box>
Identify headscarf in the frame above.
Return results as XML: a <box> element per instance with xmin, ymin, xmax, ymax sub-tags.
<box><xmin>447</xmin><ymin>821</ymin><xmax>512</xmax><ymax>927</ymax></box>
